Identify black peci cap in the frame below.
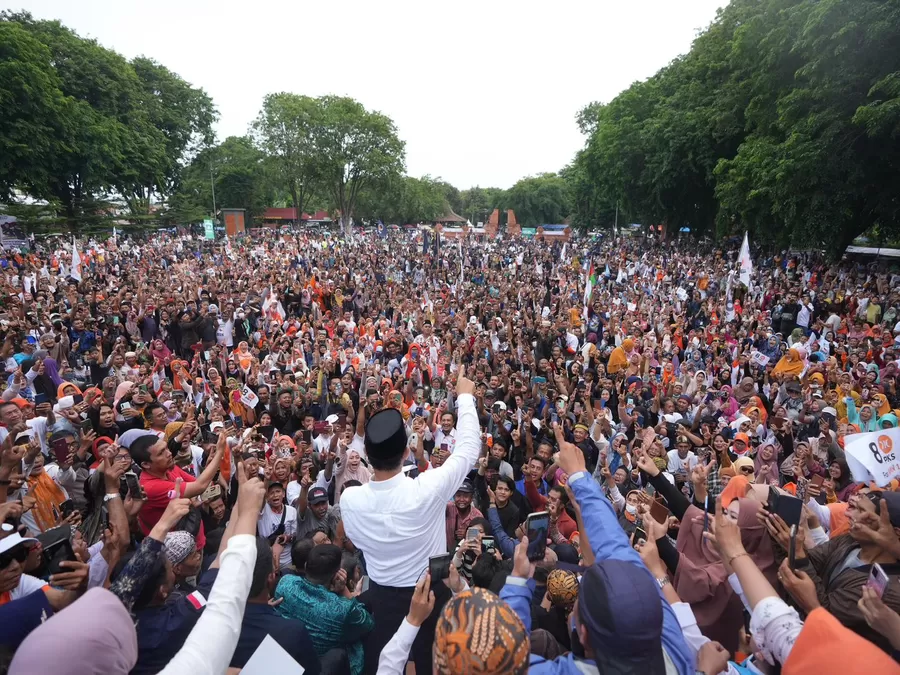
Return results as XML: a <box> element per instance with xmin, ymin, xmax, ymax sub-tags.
<box><xmin>365</xmin><ymin>408</ymin><xmax>407</xmax><ymax>461</ymax></box>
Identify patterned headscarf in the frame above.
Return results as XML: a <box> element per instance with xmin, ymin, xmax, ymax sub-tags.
<box><xmin>434</xmin><ymin>588</ymin><xmax>529</xmax><ymax>675</ymax></box>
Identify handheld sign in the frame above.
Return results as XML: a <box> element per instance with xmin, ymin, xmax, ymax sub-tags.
<box><xmin>844</xmin><ymin>427</ymin><xmax>900</xmax><ymax>488</ymax></box>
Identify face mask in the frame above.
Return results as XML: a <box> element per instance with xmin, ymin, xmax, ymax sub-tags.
<box><xmin>625</xmin><ymin>503</ymin><xmax>637</xmax><ymax>515</ymax></box>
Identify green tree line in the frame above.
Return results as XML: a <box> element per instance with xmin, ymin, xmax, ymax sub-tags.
<box><xmin>568</xmin><ymin>0</ymin><xmax>900</xmax><ymax>255</ymax></box>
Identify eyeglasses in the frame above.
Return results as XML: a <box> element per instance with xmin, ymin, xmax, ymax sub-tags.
<box><xmin>0</xmin><ymin>546</ymin><xmax>28</xmax><ymax>569</ymax></box>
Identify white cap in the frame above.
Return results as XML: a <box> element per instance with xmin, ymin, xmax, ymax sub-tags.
<box><xmin>0</xmin><ymin>531</ymin><xmax>37</xmax><ymax>556</ymax></box>
<box><xmin>325</xmin><ymin>414</ymin><xmax>340</xmax><ymax>425</ymax></box>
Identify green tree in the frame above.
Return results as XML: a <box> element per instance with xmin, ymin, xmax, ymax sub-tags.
<box><xmin>167</xmin><ymin>136</ymin><xmax>273</xmax><ymax>223</ymax></box>
<box><xmin>310</xmin><ymin>96</ymin><xmax>405</xmax><ymax>235</ymax></box>
<box><xmin>356</xmin><ymin>175</ymin><xmax>446</xmax><ymax>224</ymax></box>
<box><xmin>252</xmin><ymin>93</ymin><xmax>319</xmax><ymax>221</ymax></box>
<box><xmin>459</xmin><ymin>186</ymin><xmax>506</xmax><ymax>224</ymax></box>
<box><xmin>0</xmin><ymin>21</ymin><xmax>66</xmax><ymax>203</ymax></box>
<box><xmin>503</xmin><ymin>173</ymin><xmax>571</xmax><ymax>226</ymax></box>
<box><xmin>125</xmin><ymin>57</ymin><xmax>216</xmax><ymax>217</ymax></box>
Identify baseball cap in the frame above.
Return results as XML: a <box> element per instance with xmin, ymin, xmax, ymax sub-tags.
<box><xmin>456</xmin><ymin>478</ymin><xmax>475</xmax><ymax>494</ymax></box>
<box><xmin>307</xmin><ymin>487</ymin><xmax>329</xmax><ymax>505</ymax></box>
<box><xmin>0</xmin><ymin>531</ymin><xmax>37</xmax><ymax>557</ymax></box>
<box><xmin>325</xmin><ymin>414</ymin><xmax>340</xmax><ymax>425</ymax></box>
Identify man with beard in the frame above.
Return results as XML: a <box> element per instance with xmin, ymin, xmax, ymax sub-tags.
<box><xmin>444</xmin><ymin>479</ymin><xmax>483</xmax><ymax>551</ymax></box>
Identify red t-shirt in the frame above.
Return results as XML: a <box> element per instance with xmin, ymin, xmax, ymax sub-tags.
<box><xmin>139</xmin><ymin>466</ymin><xmax>206</xmax><ymax>548</ymax></box>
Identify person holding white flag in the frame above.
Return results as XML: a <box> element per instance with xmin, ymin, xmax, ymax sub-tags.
<box><xmin>738</xmin><ymin>231</ymin><xmax>753</xmax><ymax>287</ymax></box>
<box><xmin>71</xmin><ymin>236</ymin><xmax>82</xmax><ymax>282</ymax></box>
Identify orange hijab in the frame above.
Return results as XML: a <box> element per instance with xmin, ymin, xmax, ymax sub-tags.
<box><xmin>772</xmin><ymin>349</ymin><xmax>804</xmax><ymax>378</ymax></box>
<box><xmin>608</xmin><ymin>338</ymin><xmax>634</xmax><ymax>374</ymax></box>
<box><xmin>784</xmin><ymin>607</ymin><xmax>900</xmax><ymax>675</ymax></box>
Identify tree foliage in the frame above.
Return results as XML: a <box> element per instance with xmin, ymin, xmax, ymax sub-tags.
<box><xmin>0</xmin><ymin>12</ymin><xmax>215</xmax><ymax>229</ymax></box>
<box><xmin>503</xmin><ymin>173</ymin><xmax>571</xmax><ymax>226</ymax></box>
<box><xmin>167</xmin><ymin>136</ymin><xmax>273</xmax><ymax>224</ymax></box>
<box><xmin>309</xmin><ymin>96</ymin><xmax>405</xmax><ymax>233</ymax></box>
<box><xmin>355</xmin><ymin>174</ymin><xmax>447</xmax><ymax>224</ymax></box>
<box><xmin>568</xmin><ymin>0</ymin><xmax>900</xmax><ymax>255</ymax></box>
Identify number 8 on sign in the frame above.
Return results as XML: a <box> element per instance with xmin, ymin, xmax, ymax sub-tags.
<box><xmin>870</xmin><ymin>435</ymin><xmax>895</xmax><ymax>464</ymax></box>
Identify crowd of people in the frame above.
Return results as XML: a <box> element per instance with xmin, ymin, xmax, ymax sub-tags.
<box><xmin>0</xmin><ymin>225</ymin><xmax>899</xmax><ymax>674</ymax></box>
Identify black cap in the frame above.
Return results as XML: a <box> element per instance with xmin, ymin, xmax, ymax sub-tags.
<box><xmin>365</xmin><ymin>408</ymin><xmax>407</xmax><ymax>462</ymax></box>
<box><xmin>457</xmin><ymin>478</ymin><xmax>474</xmax><ymax>494</ymax></box>
<box><xmin>308</xmin><ymin>487</ymin><xmax>328</xmax><ymax>504</ymax></box>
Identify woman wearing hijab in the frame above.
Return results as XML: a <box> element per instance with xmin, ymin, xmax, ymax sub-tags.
<box><xmin>606</xmin><ymin>338</ymin><xmax>634</xmax><ymax>375</ymax></box>
<box><xmin>772</xmin><ymin>348</ymin><xmax>805</xmax><ymax>379</ymax></box>
<box><xmin>20</xmin><ymin>358</ymin><xmax>57</xmax><ymax>404</ymax></box>
<box><xmin>754</xmin><ymin>439</ymin><xmax>781</xmax><ymax>486</ymax></box>
<box><xmin>824</xmin><ymin>458</ymin><xmax>858</xmax><ymax>503</ymax></box>
<box><xmin>10</xmin><ymin>588</ymin><xmax>138</xmax><ymax>675</ymax></box>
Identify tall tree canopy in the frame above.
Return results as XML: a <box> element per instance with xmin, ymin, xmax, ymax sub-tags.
<box><xmin>0</xmin><ymin>12</ymin><xmax>215</xmax><ymax>229</ymax></box>
<box><xmin>568</xmin><ymin>0</ymin><xmax>900</xmax><ymax>256</ymax></box>
<box><xmin>503</xmin><ymin>173</ymin><xmax>571</xmax><ymax>226</ymax></box>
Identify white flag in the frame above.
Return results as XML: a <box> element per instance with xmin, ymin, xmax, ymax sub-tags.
<box><xmin>738</xmin><ymin>232</ymin><xmax>752</xmax><ymax>287</ymax></box>
<box><xmin>71</xmin><ymin>237</ymin><xmax>82</xmax><ymax>281</ymax></box>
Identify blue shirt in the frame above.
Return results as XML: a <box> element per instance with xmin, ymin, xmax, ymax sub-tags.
<box><xmin>500</xmin><ymin>472</ymin><xmax>695</xmax><ymax>675</ymax></box>
<box><xmin>275</xmin><ymin>575</ymin><xmax>374</xmax><ymax>675</ymax></box>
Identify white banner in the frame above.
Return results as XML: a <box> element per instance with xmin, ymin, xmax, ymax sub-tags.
<box><xmin>844</xmin><ymin>427</ymin><xmax>900</xmax><ymax>487</ymax></box>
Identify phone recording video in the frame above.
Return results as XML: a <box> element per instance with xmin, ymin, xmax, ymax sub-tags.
<box><xmin>525</xmin><ymin>511</ymin><xmax>550</xmax><ymax>561</ymax></box>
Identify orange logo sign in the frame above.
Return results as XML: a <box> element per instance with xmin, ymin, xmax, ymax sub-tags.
<box><xmin>878</xmin><ymin>435</ymin><xmax>893</xmax><ymax>455</ymax></box>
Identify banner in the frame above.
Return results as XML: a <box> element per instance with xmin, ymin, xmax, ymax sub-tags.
<box><xmin>844</xmin><ymin>427</ymin><xmax>900</xmax><ymax>487</ymax></box>
<box><xmin>240</xmin><ymin>385</ymin><xmax>259</xmax><ymax>409</ymax></box>
<box><xmin>203</xmin><ymin>219</ymin><xmax>215</xmax><ymax>240</ymax></box>
<box><xmin>750</xmin><ymin>351</ymin><xmax>770</xmax><ymax>367</ymax></box>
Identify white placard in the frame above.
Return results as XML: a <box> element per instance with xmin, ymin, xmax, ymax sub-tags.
<box><xmin>750</xmin><ymin>351</ymin><xmax>770</xmax><ymax>367</ymax></box>
<box><xmin>240</xmin><ymin>385</ymin><xmax>259</xmax><ymax>408</ymax></box>
<box><xmin>242</xmin><ymin>634</ymin><xmax>304</xmax><ymax>675</ymax></box>
<box><xmin>844</xmin><ymin>427</ymin><xmax>900</xmax><ymax>487</ymax></box>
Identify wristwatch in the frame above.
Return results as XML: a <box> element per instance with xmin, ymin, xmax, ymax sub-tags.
<box><xmin>103</xmin><ymin>493</ymin><xmax>121</xmax><ymax>503</ymax></box>
<box><xmin>656</xmin><ymin>576</ymin><xmax>670</xmax><ymax>589</ymax></box>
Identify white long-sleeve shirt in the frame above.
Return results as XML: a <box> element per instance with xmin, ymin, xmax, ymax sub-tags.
<box><xmin>341</xmin><ymin>393</ymin><xmax>482</xmax><ymax>587</ymax></box>
<box><xmin>377</xmin><ymin>619</ymin><xmax>420</xmax><ymax>675</ymax></box>
<box><xmin>160</xmin><ymin>533</ymin><xmax>257</xmax><ymax>675</ymax></box>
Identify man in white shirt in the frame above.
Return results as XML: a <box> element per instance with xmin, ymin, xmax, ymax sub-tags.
<box><xmin>256</xmin><ymin>482</ymin><xmax>297</xmax><ymax>570</ymax></box>
<box><xmin>666</xmin><ymin>435</ymin><xmax>699</xmax><ymax>481</ymax></box>
<box><xmin>342</xmin><ymin>367</ymin><xmax>479</xmax><ymax>674</ymax></box>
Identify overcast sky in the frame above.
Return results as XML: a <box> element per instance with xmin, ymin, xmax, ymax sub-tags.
<box><xmin>19</xmin><ymin>0</ymin><xmax>724</xmax><ymax>189</ymax></box>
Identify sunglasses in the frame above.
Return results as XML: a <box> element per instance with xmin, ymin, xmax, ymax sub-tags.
<box><xmin>739</xmin><ymin>466</ymin><xmax>755</xmax><ymax>474</ymax></box>
<box><xmin>0</xmin><ymin>545</ymin><xmax>28</xmax><ymax>569</ymax></box>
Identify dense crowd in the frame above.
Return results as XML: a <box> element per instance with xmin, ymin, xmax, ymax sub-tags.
<box><xmin>0</xmin><ymin>226</ymin><xmax>899</xmax><ymax>675</ymax></box>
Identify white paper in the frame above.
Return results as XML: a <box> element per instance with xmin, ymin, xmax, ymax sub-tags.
<box><xmin>844</xmin><ymin>427</ymin><xmax>900</xmax><ymax>487</ymax></box>
<box><xmin>241</xmin><ymin>634</ymin><xmax>305</xmax><ymax>675</ymax></box>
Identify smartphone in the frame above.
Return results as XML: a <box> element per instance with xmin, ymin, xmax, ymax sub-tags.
<box><xmin>428</xmin><ymin>553</ymin><xmax>452</xmax><ymax>582</ymax></box>
<box><xmin>633</xmin><ymin>527</ymin><xmax>648</xmax><ymax>546</ymax></box>
<box><xmin>301</xmin><ymin>429</ymin><xmax>313</xmax><ymax>445</ymax></box>
<box><xmin>43</xmin><ymin>537</ymin><xmax>77</xmax><ymax>576</ymax></box>
<box><xmin>525</xmin><ymin>511</ymin><xmax>550</xmax><ymax>562</ymax></box>
<box><xmin>810</xmin><ymin>474</ymin><xmax>825</xmax><ymax>488</ymax></box>
<box><xmin>79</xmin><ymin>419</ymin><xmax>93</xmax><ymax>434</ymax></box>
<box><xmin>34</xmin><ymin>392</ymin><xmax>48</xmax><ymax>405</ymax></box>
<box><xmin>775</xmin><ymin>494</ymin><xmax>804</xmax><ymax>528</ymax></box>
<box><xmin>649</xmin><ymin>500</ymin><xmax>670</xmax><ymax>525</ymax></box>
<box><xmin>201</xmin><ymin>484</ymin><xmax>222</xmax><ymax>502</ymax></box>
<box><xmin>124</xmin><ymin>472</ymin><xmax>142</xmax><ymax>500</ymax></box>
<box><xmin>203</xmin><ymin>351</ymin><xmax>211</xmax><ymax>361</ymax></box>
<box><xmin>223</xmin><ymin>419</ymin><xmax>234</xmax><ymax>431</ymax></box>
<box><xmin>702</xmin><ymin>495</ymin><xmax>710</xmax><ymax>532</ymax></box>
<box><xmin>482</xmin><ymin>537</ymin><xmax>495</xmax><ymax>554</ymax></box>
<box><xmin>233</xmin><ymin>417</ymin><xmax>244</xmax><ymax>430</ymax></box>
<box><xmin>868</xmin><ymin>562</ymin><xmax>890</xmax><ymax>598</ymax></box>
<box><xmin>337</xmin><ymin>413</ymin><xmax>348</xmax><ymax>430</ymax></box>
<box><xmin>138</xmin><ymin>385</ymin><xmax>148</xmax><ymax>396</ymax></box>
<box><xmin>72</xmin><ymin>394</ymin><xmax>84</xmax><ymax>405</ymax></box>
<box><xmin>788</xmin><ymin>524</ymin><xmax>798</xmax><ymax>571</ymax></box>
<box><xmin>101</xmin><ymin>509</ymin><xmax>110</xmax><ymax>532</ymax></box>
<box><xmin>120</xmin><ymin>402</ymin><xmax>132</xmax><ymax>411</ymax></box>
<box><xmin>51</xmin><ymin>438</ymin><xmax>70</xmax><ymax>465</ymax></box>
<box><xmin>465</xmin><ymin>527</ymin><xmax>480</xmax><ymax>542</ymax></box>
<box><xmin>59</xmin><ymin>499</ymin><xmax>75</xmax><ymax>519</ymax></box>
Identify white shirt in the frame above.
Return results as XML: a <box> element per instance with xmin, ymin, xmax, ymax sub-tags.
<box><xmin>0</xmin><ymin>416</ymin><xmax>49</xmax><ymax>456</ymax></box>
<box><xmin>341</xmin><ymin>393</ymin><xmax>481</xmax><ymax>587</ymax></box>
<box><xmin>285</xmin><ymin>471</ymin><xmax>330</xmax><ymax>507</ymax></box>
<box><xmin>666</xmin><ymin>449</ymin><xmax>698</xmax><ymax>475</ymax></box>
<box><xmin>257</xmin><ymin>503</ymin><xmax>297</xmax><ymax>569</ymax></box>
<box><xmin>433</xmin><ymin>427</ymin><xmax>457</xmax><ymax>454</ymax></box>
